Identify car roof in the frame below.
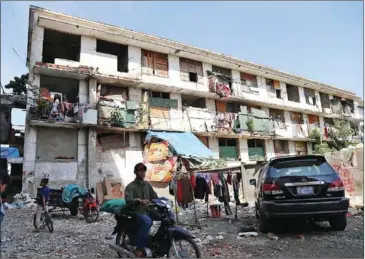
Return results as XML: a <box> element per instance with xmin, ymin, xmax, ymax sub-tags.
<box><xmin>267</xmin><ymin>155</ymin><xmax>326</xmax><ymax>167</ymax></box>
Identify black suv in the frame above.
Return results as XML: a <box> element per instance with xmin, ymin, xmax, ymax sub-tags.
<box><xmin>250</xmin><ymin>155</ymin><xmax>349</xmax><ymax>233</ymax></box>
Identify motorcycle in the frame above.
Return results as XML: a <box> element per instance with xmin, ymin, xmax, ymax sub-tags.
<box><xmin>76</xmin><ymin>190</ymin><xmax>99</xmax><ymax>223</ymax></box>
<box><xmin>109</xmin><ymin>197</ymin><xmax>201</xmax><ymax>258</ymax></box>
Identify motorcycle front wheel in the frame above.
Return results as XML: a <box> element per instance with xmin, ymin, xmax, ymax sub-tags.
<box><xmin>167</xmin><ymin>237</ymin><xmax>201</xmax><ymax>258</ymax></box>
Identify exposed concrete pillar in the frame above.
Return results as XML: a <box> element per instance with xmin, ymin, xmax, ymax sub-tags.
<box><xmin>208</xmin><ymin>136</ymin><xmax>219</xmax><ymax>158</ymax></box>
<box><xmin>89</xmin><ymin>78</ymin><xmax>97</xmax><ymax>109</ymax></box>
<box><xmin>239</xmin><ymin>138</ymin><xmax>249</xmax><ymax>162</ymax></box>
<box><xmin>79</xmin><ymin>80</ymin><xmax>88</xmax><ymax>103</ymax></box>
<box><xmin>231</xmin><ymin>70</ymin><xmax>241</xmax><ymax>97</ymax></box>
<box><xmin>77</xmin><ymin>129</ymin><xmax>88</xmax><ymax>187</ymax></box>
<box><xmin>87</xmin><ymin>129</ymin><xmax>97</xmax><ymax>189</ymax></box>
<box><xmin>288</xmin><ymin>141</ymin><xmax>296</xmax><ymax>155</ymax></box>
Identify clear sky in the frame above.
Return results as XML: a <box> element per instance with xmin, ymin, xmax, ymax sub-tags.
<box><xmin>1</xmin><ymin>1</ymin><xmax>363</xmax><ymax>127</ymax></box>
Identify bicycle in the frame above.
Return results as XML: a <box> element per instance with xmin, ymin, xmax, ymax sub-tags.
<box><xmin>33</xmin><ymin>204</ymin><xmax>54</xmax><ymax>233</ymax></box>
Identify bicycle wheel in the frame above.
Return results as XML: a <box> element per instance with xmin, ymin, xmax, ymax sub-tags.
<box><xmin>45</xmin><ymin>212</ymin><xmax>54</xmax><ymax>233</ymax></box>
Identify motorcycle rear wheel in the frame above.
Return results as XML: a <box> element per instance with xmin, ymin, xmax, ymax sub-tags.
<box><xmin>167</xmin><ymin>237</ymin><xmax>201</xmax><ymax>258</ymax></box>
<box><xmin>115</xmin><ymin>231</ymin><xmax>134</xmax><ymax>258</ymax></box>
<box><xmin>85</xmin><ymin>207</ymin><xmax>99</xmax><ymax>223</ymax></box>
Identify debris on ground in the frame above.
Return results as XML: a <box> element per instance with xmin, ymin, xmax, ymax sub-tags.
<box><xmin>267</xmin><ymin>232</ymin><xmax>279</xmax><ymax>240</ymax></box>
<box><xmin>238</xmin><ymin>232</ymin><xmax>258</xmax><ymax>237</ymax></box>
<box><xmin>297</xmin><ymin>234</ymin><xmax>305</xmax><ymax>239</ymax></box>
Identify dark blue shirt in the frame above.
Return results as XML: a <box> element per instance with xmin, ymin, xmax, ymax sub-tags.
<box><xmin>40</xmin><ymin>186</ymin><xmax>50</xmax><ymax>202</ymax></box>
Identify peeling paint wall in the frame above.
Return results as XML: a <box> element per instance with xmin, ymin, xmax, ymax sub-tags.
<box><xmin>92</xmin><ymin>132</ymin><xmax>143</xmax><ymax>191</ymax></box>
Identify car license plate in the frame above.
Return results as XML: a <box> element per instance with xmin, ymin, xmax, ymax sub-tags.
<box><xmin>297</xmin><ymin>186</ymin><xmax>314</xmax><ymax>195</ymax></box>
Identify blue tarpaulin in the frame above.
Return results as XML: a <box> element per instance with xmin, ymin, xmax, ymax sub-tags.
<box><xmin>0</xmin><ymin>147</ymin><xmax>20</xmax><ymax>159</ymax></box>
<box><xmin>145</xmin><ymin>131</ymin><xmax>214</xmax><ymax>158</ymax></box>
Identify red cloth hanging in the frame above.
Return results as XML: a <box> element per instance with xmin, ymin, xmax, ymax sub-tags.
<box><xmin>177</xmin><ymin>179</ymin><xmax>183</xmax><ymax>203</ymax></box>
<box><xmin>227</xmin><ymin>173</ymin><xmax>232</xmax><ymax>185</ymax></box>
<box><xmin>190</xmin><ymin>174</ymin><xmax>196</xmax><ymax>189</ymax></box>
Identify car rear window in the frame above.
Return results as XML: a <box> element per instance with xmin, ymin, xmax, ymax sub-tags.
<box><xmin>268</xmin><ymin>158</ymin><xmax>336</xmax><ymax>178</ymax></box>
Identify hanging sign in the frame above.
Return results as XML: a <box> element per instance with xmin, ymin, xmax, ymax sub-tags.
<box><xmin>145</xmin><ymin>157</ymin><xmax>176</xmax><ymax>183</ymax></box>
<box><xmin>144</xmin><ymin>141</ymin><xmax>169</xmax><ymax>162</ymax></box>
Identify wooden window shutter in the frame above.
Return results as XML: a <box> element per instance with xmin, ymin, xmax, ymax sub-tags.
<box><xmin>154</xmin><ymin>52</ymin><xmax>168</xmax><ymax>78</ymax></box>
<box><xmin>142</xmin><ymin>50</ymin><xmax>154</xmax><ymax>75</ymax></box>
<box><xmin>273</xmin><ymin>80</ymin><xmax>280</xmax><ymax>89</ymax></box>
<box><xmin>216</xmin><ymin>100</ymin><xmax>227</xmax><ymax>113</ymax></box>
<box><xmin>180</xmin><ymin>58</ymin><xmax>190</xmax><ymax>81</ymax></box>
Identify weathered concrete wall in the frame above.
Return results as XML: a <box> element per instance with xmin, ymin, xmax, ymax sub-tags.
<box><xmin>92</xmin><ymin>132</ymin><xmax>143</xmax><ymax>192</ymax></box>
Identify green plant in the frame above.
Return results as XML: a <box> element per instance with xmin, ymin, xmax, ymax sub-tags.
<box><xmin>246</xmin><ymin>118</ymin><xmax>254</xmax><ymax>132</ymax></box>
<box><xmin>309</xmin><ymin>127</ymin><xmax>322</xmax><ymax>144</ymax></box>
<box><xmin>328</xmin><ymin>119</ymin><xmax>355</xmax><ymax>150</ymax></box>
<box><xmin>313</xmin><ymin>143</ymin><xmax>336</xmax><ymax>155</ymax></box>
<box><xmin>110</xmin><ymin>107</ymin><xmax>124</xmax><ymax>126</ymax></box>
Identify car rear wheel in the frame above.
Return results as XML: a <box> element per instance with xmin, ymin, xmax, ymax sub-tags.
<box><xmin>329</xmin><ymin>215</ymin><xmax>347</xmax><ymax>231</ymax></box>
<box><xmin>259</xmin><ymin>215</ymin><xmax>271</xmax><ymax>233</ymax></box>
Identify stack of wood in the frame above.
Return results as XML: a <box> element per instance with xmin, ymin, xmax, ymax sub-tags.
<box><xmin>96</xmin><ymin>177</ymin><xmax>124</xmax><ymax>205</ymax></box>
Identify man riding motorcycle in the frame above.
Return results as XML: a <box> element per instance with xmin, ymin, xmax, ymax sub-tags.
<box><xmin>124</xmin><ymin>163</ymin><xmax>158</xmax><ymax>258</ymax></box>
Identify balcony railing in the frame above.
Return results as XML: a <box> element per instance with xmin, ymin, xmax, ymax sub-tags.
<box><xmin>29</xmin><ymin>99</ymin><xmax>92</xmax><ymax>124</ymax></box>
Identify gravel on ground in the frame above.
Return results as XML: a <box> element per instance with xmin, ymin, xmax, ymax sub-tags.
<box><xmin>0</xmin><ymin>202</ymin><xmax>363</xmax><ymax>258</ymax></box>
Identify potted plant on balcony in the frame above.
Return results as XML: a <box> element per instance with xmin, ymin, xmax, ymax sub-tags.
<box><xmin>110</xmin><ymin>107</ymin><xmax>125</xmax><ymax>127</ymax></box>
<box><xmin>246</xmin><ymin>118</ymin><xmax>254</xmax><ymax>133</ymax></box>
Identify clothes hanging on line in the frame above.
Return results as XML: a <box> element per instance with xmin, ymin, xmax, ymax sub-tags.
<box><xmin>194</xmin><ymin>176</ymin><xmax>210</xmax><ymax>202</ymax></box>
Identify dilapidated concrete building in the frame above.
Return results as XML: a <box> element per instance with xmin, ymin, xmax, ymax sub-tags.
<box><xmin>22</xmin><ymin>6</ymin><xmax>364</xmax><ymax>195</ymax></box>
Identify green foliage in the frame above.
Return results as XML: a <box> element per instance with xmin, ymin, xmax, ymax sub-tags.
<box><xmin>313</xmin><ymin>143</ymin><xmax>336</xmax><ymax>155</ymax></box>
<box><xmin>309</xmin><ymin>127</ymin><xmax>322</xmax><ymax>144</ymax></box>
<box><xmin>199</xmin><ymin>157</ymin><xmax>228</xmax><ymax>170</ymax></box>
<box><xmin>329</xmin><ymin>119</ymin><xmax>354</xmax><ymax>150</ymax></box>
<box><xmin>246</xmin><ymin>118</ymin><xmax>254</xmax><ymax>132</ymax></box>
<box><xmin>110</xmin><ymin>107</ymin><xmax>124</xmax><ymax>127</ymax></box>
<box><xmin>5</xmin><ymin>73</ymin><xmax>28</xmax><ymax>95</ymax></box>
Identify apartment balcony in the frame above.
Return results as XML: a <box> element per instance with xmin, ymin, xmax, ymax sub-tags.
<box><xmin>291</xmin><ymin>123</ymin><xmax>309</xmax><ymax>139</ymax></box>
<box><xmin>28</xmin><ymin>99</ymin><xmax>97</xmax><ymax>129</ymax></box>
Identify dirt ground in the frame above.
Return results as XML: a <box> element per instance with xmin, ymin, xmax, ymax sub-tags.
<box><xmin>0</xmin><ymin>205</ymin><xmax>363</xmax><ymax>258</ymax></box>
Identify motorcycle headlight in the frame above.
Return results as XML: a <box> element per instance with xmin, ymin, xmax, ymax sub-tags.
<box><xmin>161</xmin><ymin>200</ymin><xmax>173</xmax><ymax>209</ymax></box>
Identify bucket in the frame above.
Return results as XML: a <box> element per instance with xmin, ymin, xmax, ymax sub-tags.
<box><xmin>210</xmin><ymin>204</ymin><xmax>221</xmax><ymax>218</ymax></box>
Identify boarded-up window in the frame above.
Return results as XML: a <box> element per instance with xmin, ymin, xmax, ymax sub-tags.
<box><xmin>180</xmin><ymin>58</ymin><xmax>203</xmax><ymax>83</ymax></box>
<box><xmin>142</xmin><ymin>50</ymin><xmax>169</xmax><ymax>77</ymax></box>
<box><xmin>215</xmin><ymin>100</ymin><xmax>227</xmax><ymax>113</ymax></box>
<box><xmin>240</xmin><ymin>72</ymin><xmax>258</xmax><ymax>87</ymax></box>
<box><xmin>308</xmin><ymin>115</ymin><xmax>319</xmax><ymax>124</ymax></box>
<box><xmin>36</xmin><ymin>128</ymin><xmax>78</xmax><ymax>162</ymax></box>
<box><xmin>294</xmin><ymin>141</ymin><xmax>307</xmax><ymax>156</ymax></box>
<box><xmin>97</xmin><ymin>132</ymin><xmax>129</xmax><ymax>152</ymax></box>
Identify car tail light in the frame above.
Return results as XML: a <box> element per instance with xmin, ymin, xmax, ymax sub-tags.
<box><xmin>262</xmin><ymin>184</ymin><xmax>283</xmax><ymax>195</ymax></box>
<box><xmin>328</xmin><ymin>179</ymin><xmax>345</xmax><ymax>192</ymax></box>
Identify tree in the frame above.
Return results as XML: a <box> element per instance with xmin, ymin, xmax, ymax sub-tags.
<box><xmin>5</xmin><ymin>73</ymin><xmax>28</xmax><ymax>95</ymax></box>
<box><xmin>328</xmin><ymin>119</ymin><xmax>354</xmax><ymax>150</ymax></box>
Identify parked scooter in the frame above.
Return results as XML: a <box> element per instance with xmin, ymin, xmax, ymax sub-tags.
<box><xmin>109</xmin><ymin>197</ymin><xmax>201</xmax><ymax>258</ymax></box>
